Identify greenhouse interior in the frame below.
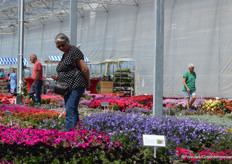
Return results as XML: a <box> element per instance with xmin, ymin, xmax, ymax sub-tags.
<box><xmin>0</xmin><ymin>0</ymin><xmax>232</xmax><ymax>163</ymax></box>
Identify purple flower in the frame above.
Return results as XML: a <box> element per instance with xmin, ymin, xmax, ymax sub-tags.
<box><xmin>125</xmin><ymin>107</ymin><xmax>152</xmax><ymax>114</ymax></box>
<box><xmin>81</xmin><ymin>112</ymin><xmax>226</xmax><ymax>152</ymax></box>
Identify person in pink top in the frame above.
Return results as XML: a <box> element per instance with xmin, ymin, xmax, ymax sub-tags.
<box><xmin>29</xmin><ymin>54</ymin><xmax>43</xmax><ymax>104</ymax></box>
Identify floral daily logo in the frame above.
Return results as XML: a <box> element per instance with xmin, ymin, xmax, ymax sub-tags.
<box><xmin>157</xmin><ymin>139</ymin><xmax>164</xmax><ymax>145</ymax></box>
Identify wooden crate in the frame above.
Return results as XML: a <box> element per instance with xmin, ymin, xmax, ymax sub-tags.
<box><xmin>100</xmin><ymin>81</ymin><xmax>113</xmax><ymax>94</ymax></box>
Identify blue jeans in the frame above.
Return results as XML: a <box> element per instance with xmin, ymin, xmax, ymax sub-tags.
<box><xmin>64</xmin><ymin>87</ymin><xmax>85</xmax><ymax>131</ymax></box>
<box><xmin>29</xmin><ymin>80</ymin><xmax>43</xmax><ymax>104</ymax></box>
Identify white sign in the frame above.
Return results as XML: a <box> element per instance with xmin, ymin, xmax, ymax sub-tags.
<box><xmin>58</xmin><ymin>108</ymin><xmax>65</xmax><ymax>119</ymax></box>
<box><xmin>3</xmin><ymin>111</ymin><xmax>13</xmax><ymax>126</ymax></box>
<box><xmin>101</xmin><ymin>102</ymin><xmax>109</xmax><ymax>111</ymax></box>
<box><xmin>3</xmin><ymin>111</ymin><xmax>13</xmax><ymax>116</ymax></box>
<box><xmin>101</xmin><ymin>102</ymin><xmax>109</xmax><ymax>107</ymax></box>
<box><xmin>143</xmin><ymin>135</ymin><xmax>166</xmax><ymax>147</ymax></box>
<box><xmin>43</xmin><ymin>119</ymin><xmax>49</xmax><ymax>123</ymax></box>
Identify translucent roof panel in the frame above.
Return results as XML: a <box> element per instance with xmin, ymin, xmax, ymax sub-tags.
<box><xmin>0</xmin><ymin>0</ymin><xmax>139</xmax><ymax>35</ymax></box>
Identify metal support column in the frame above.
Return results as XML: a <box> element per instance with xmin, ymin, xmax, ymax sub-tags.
<box><xmin>16</xmin><ymin>0</ymin><xmax>24</xmax><ymax>104</ymax></box>
<box><xmin>153</xmin><ymin>0</ymin><xmax>164</xmax><ymax>117</ymax></box>
<box><xmin>70</xmin><ymin>0</ymin><xmax>77</xmax><ymax>45</ymax></box>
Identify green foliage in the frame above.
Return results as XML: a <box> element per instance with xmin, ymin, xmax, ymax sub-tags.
<box><xmin>114</xmin><ymin>74</ymin><xmax>129</xmax><ymax>78</ymax></box>
<box><xmin>0</xmin><ymin>143</ymin><xmax>171</xmax><ymax>164</ymax></box>
<box><xmin>116</xmin><ymin>68</ymin><xmax>131</xmax><ymax>72</ymax></box>
<box><xmin>19</xmin><ymin>80</ymin><xmax>30</xmax><ymax>100</ymax></box>
<box><xmin>178</xmin><ymin>114</ymin><xmax>232</xmax><ymax>129</ymax></box>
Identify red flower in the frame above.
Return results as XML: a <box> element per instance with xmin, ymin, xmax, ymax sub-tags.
<box><xmin>191</xmin><ymin>157</ymin><xmax>197</xmax><ymax>162</ymax></box>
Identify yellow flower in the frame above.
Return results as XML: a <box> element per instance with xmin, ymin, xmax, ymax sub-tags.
<box><xmin>225</xmin><ymin>129</ymin><xmax>232</xmax><ymax>133</ymax></box>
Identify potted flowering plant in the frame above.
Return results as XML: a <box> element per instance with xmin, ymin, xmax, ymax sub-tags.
<box><xmin>17</xmin><ymin>80</ymin><xmax>30</xmax><ymax>105</ymax></box>
<box><xmin>51</xmin><ymin>76</ymin><xmax>58</xmax><ymax>81</ymax></box>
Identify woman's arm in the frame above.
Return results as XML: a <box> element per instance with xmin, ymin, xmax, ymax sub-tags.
<box><xmin>76</xmin><ymin>59</ymin><xmax>90</xmax><ymax>89</ymax></box>
<box><xmin>183</xmin><ymin>77</ymin><xmax>190</xmax><ymax>92</ymax></box>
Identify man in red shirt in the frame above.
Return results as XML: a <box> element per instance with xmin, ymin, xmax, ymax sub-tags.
<box><xmin>29</xmin><ymin>54</ymin><xmax>43</xmax><ymax>104</ymax></box>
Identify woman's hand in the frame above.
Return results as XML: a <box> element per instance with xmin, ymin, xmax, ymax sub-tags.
<box><xmin>183</xmin><ymin>77</ymin><xmax>190</xmax><ymax>92</ymax></box>
<box><xmin>76</xmin><ymin>59</ymin><xmax>90</xmax><ymax>88</ymax></box>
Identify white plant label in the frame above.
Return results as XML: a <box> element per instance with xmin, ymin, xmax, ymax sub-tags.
<box><xmin>101</xmin><ymin>102</ymin><xmax>109</xmax><ymax>107</ymax></box>
<box><xmin>143</xmin><ymin>135</ymin><xmax>166</xmax><ymax>158</ymax></box>
<box><xmin>3</xmin><ymin>111</ymin><xmax>13</xmax><ymax>126</ymax></box>
<box><xmin>143</xmin><ymin>135</ymin><xmax>166</xmax><ymax>147</ymax></box>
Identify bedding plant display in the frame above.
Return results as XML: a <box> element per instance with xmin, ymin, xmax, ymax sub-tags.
<box><xmin>0</xmin><ymin>94</ymin><xmax>231</xmax><ymax>163</ymax></box>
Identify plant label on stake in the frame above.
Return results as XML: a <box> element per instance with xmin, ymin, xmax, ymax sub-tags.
<box><xmin>143</xmin><ymin>135</ymin><xmax>166</xmax><ymax>158</ymax></box>
<box><xmin>3</xmin><ymin>111</ymin><xmax>13</xmax><ymax>126</ymax></box>
<box><xmin>101</xmin><ymin>102</ymin><xmax>109</xmax><ymax>111</ymax></box>
<box><xmin>43</xmin><ymin>119</ymin><xmax>49</xmax><ymax>123</ymax></box>
<box><xmin>58</xmin><ymin>108</ymin><xmax>65</xmax><ymax>119</ymax></box>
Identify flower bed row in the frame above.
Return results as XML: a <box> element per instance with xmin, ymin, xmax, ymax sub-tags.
<box><xmin>1</xmin><ymin>103</ymin><xmax>231</xmax><ymax>163</ymax></box>
<box><xmin>202</xmin><ymin>99</ymin><xmax>232</xmax><ymax>114</ymax></box>
<box><xmin>0</xmin><ymin>93</ymin><xmax>213</xmax><ymax>113</ymax></box>
<box><xmin>26</xmin><ymin>94</ymin><xmax>65</xmax><ymax>108</ymax></box>
<box><xmin>176</xmin><ymin>147</ymin><xmax>232</xmax><ymax>163</ymax></box>
<box><xmin>87</xmin><ymin>95</ymin><xmax>209</xmax><ymax>112</ymax></box>
<box><xmin>125</xmin><ymin>95</ymin><xmax>153</xmax><ymax>108</ymax></box>
<box><xmin>81</xmin><ymin>112</ymin><xmax>228</xmax><ymax>161</ymax></box>
<box><xmin>0</xmin><ymin>105</ymin><xmax>64</xmax><ymax>121</ymax></box>
<box><xmin>0</xmin><ymin>94</ymin><xmax>64</xmax><ymax>106</ymax></box>
<box><xmin>88</xmin><ymin>96</ymin><xmax>150</xmax><ymax>111</ymax></box>
<box><xmin>0</xmin><ymin>124</ymin><xmax>126</xmax><ymax>163</ymax></box>
<box><xmin>0</xmin><ymin>94</ymin><xmax>15</xmax><ymax>104</ymax></box>
<box><xmin>163</xmin><ymin>98</ymin><xmax>206</xmax><ymax>109</ymax></box>
<box><xmin>40</xmin><ymin>94</ymin><xmax>64</xmax><ymax>107</ymax></box>
<box><xmin>0</xmin><ymin>124</ymin><xmax>113</xmax><ymax>147</ymax></box>
<box><xmin>0</xmin><ymin>123</ymin><xmax>166</xmax><ymax>163</ymax></box>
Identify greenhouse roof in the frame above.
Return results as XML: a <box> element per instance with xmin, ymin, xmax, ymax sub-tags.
<box><xmin>0</xmin><ymin>0</ymin><xmax>139</xmax><ymax>35</ymax></box>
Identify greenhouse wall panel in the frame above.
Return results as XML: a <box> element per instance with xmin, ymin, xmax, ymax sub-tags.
<box><xmin>2</xmin><ymin>0</ymin><xmax>232</xmax><ymax>97</ymax></box>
